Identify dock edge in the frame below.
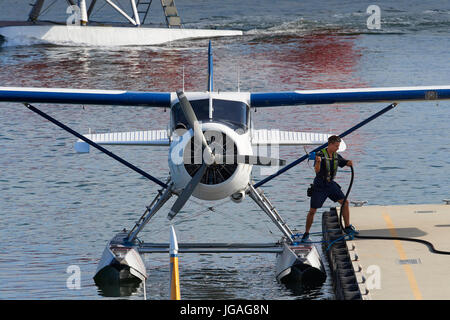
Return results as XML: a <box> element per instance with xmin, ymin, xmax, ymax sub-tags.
<box><xmin>322</xmin><ymin>208</ymin><xmax>371</xmax><ymax>300</ymax></box>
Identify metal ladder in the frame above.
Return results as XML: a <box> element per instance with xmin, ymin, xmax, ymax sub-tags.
<box><xmin>160</xmin><ymin>0</ymin><xmax>182</xmax><ymax>28</ymax></box>
<box><xmin>127</xmin><ymin>181</ymin><xmax>174</xmax><ymax>243</ymax></box>
<box><xmin>136</xmin><ymin>0</ymin><xmax>153</xmax><ymax>25</ymax></box>
<box><xmin>247</xmin><ymin>184</ymin><xmax>294</xmax><ymax>241</ymax></box>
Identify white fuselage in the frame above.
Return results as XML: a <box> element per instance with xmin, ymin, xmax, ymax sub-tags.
<box><xmin>167</xmin><ymin>92</ymin><xmax>253</xmax><ymax>201</ymax></box>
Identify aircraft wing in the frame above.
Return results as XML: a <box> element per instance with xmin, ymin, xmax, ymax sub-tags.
<box><xmin>74</xmin><ymin>130</ymin><xmax>170</xmax><ymax>153</ymax></box>
<box><xmin>250</xmin><ymin>86</ymin><xmax>450</xmax><ymax>107</ymax></box>
<box><xmin>0</xmin><ymin>87</ymin><xmax>171</xmax><ymax>108</ymax></box>
<box><xmin>2</xmin><ymin>85</ymin><xmax>449</xmax><ymax>108</ymax></box>
<box><xmin>251</xmin><ymin>129</ymin><xmax>346</xmax><ymax>151</ymax></box>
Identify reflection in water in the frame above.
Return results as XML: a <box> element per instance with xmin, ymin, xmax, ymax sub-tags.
<box><xmin>245</xmin><ymin>33</ymin><xmax>363</xmax><ymax>89</ymax></box>
<box><xmin>97</xmin><ymin>281</ymin><xmax>142</xmax><ymax>298</ymax></box>
<box><xmin>283</xmin><ymin>282</ymin><xmax>324</xmax><ymax>299</ymax></box>
<box><xmin>178</xmin><ymin>268</ymin><xmax>242</xmax><ymax>300</ymax></box>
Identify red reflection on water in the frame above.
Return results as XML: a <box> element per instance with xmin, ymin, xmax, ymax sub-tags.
<box><xmin>244</xmin><ymin>33</ymin><xmax>368</xmax><ymax>161</ymax></box>
<box><xmin>244</xmin><ymin>33</ymin><xmax>363</xmax><ymax>89</ymax></box>
<box><xmin>0</xmin><ymin>34</ymin><xmax>372</xmax><ymax>160</ymax></box>
<box><xmin>0</xmin><ymin>47</ymin><xmax>209</xmax><ymax>92</ymax></box>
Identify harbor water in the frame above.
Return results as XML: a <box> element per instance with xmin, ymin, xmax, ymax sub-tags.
<box><xmin>0</xmin><ymin>0</ymin><xmax>449</xmax><ymax>299</ymax></box>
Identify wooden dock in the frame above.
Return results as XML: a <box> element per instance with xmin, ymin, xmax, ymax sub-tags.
<box><xmin>335</xmin><ymin>203</ymin><xmax>450</xmax><ymax>300</ymax></box>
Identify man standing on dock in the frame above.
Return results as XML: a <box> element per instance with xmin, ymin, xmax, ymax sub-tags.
<box><xmin>301</xmin><ymin>135</ymin><xmax>358</xmax><ymax>242</ymax></box>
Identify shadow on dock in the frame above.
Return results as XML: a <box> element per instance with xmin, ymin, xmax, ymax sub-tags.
<box><xmin>357</xmin><ymin>227</ymin><xmax>426</xmax><ymax>238</ymax></box>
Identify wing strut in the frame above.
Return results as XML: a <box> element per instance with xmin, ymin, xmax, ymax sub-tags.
<box><xmin>24</xmin><ymin>103</ymin><xmax>169</xmax><ymax>189</ymax></box>
<box><xmin>253</xmin><ymin>103</ymin><xmax>398</xmax><ymax>189</ymax></box>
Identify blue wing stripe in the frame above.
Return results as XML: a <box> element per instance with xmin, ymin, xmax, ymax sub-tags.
<box><xmin>0</xmin><ymin>88</ymin><xmax>171</xmax><ymax>107</ymax></box>
<box><xmin>250</xmin><ymin>87</ymin><xmax>450</xmax><ymax>107</ymax></box>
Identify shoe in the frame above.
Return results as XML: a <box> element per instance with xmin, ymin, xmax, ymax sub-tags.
<box><xmin>300</xmin><ymin>232</ymin><xmax>311</xmax><ymax>243</ymax></box>
<box><xmin>343</xmin><ymin>225</ymin><xmax>359</xmax><ymax>235</ymax></box>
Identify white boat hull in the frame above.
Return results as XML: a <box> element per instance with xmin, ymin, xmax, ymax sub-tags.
<box><xmin>0</xmin><ymin>25</ymin><xmax>243</xmax><ymax>47</ymax></box>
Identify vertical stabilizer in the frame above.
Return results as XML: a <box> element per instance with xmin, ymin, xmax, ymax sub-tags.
<box><xmin>207</xmin><ymin>41</ymin><xmax>213</xmax><ymax>92</ymax></box>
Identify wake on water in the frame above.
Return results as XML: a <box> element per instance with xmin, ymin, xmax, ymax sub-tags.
<box><xmin>1</xmin><ymin>6</ymin><xmax>449</xmax><ymax>48</ymax></box>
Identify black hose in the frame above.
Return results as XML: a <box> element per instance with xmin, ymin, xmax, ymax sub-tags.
<box><xmin>355</xmin><ymin>234</ymin><xmax>450</xmax><ymax>255</ymax></box>
<box><xmin>339</xmin><ymin>165</ymin><xmax>354</xmax><ymax>232</ymax></box>
<box><xmin>338</xmin><ymin>165</ymin><xmax>450</xmax><ymax>255</ymax></box>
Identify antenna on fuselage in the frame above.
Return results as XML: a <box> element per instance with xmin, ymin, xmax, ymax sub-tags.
<box><xmin>207</xmin><ymin>40</ymin><xmax>213</xmax><ymax>92</ymax></box>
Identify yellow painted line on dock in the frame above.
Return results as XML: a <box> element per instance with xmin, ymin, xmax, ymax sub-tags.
<box><xmin>382</xmin><ymin>211</ymin><xmax>423</xmax><ymax>300</ymax></box>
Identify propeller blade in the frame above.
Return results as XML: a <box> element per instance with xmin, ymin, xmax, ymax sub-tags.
<box><xmin>176</xmin><ymin>91</ymin><xmax>215</xmax><ymax>164</ymax></box>
<box><xmin>168</xmin><ymin>163</ymin><xmax>207</xmax><ymax>220</ymax></box>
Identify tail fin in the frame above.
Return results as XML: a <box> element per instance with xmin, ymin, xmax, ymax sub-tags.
<box><xmin>207</xmin><ymin>40</ymin><xmax>213</xmax><ymax>92</ymax></box>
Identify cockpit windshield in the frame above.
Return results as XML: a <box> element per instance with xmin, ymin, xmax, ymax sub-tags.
<box><xmin>171</xmin><ymin>99</ymin><xmax>249</xmax><ymax>132</ymax></box>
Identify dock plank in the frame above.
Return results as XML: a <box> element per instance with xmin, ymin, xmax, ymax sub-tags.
<box><xmin>339</xmin><ymin>203</ymin><xmax>450</xmax><ymax>300</ymax></box>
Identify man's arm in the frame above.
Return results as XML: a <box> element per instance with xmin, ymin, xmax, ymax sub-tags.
<box><xmin>338</xmin><ymin>154</ymin><xmax>353</xmax><ymax>167</ymax></box>
<box><xmin>314</xmin><ymin>150</ymin><xmax>325</xmax><ymax>173</ymax></box>
<box><xmin>315</xmin><ymin>155</ymin><xmax>322</xmax><ymax>173</ymax></box>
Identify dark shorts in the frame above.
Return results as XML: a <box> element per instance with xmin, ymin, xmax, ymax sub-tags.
<box><xmin>310</xmin><ymin>178</ymin><xmax>345</xmax><ymax>209</ymax></box>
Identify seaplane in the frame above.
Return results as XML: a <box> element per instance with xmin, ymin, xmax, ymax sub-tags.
<box><xmin>0</xmin><ymin>0</ymin><xmax>242</xmax><ymax>46</ymax></box>
<box><xmin>1</xmin><ymin>41</ymin><xmax>449</xmax><ymax>295</ymax></box>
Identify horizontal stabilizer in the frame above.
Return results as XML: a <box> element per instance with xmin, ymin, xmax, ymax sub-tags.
<box><xmin>74</xmin><ymin>130</ymin><xmax>169</xmax><ymax>153</ymax></box>
<box><xmin>251</xmin><ymin>129</ymin><xmax>346</xmax><ymax>151</ymax></box>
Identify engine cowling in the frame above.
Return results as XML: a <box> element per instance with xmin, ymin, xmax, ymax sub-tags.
<box><xmin>168</xmin><ymin>122</ymin><xmax>252</xmax><ymax>201</ymax></box>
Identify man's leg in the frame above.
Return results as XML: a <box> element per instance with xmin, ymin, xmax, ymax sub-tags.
<box><xmin>304</xmin><ymin>184</ymin><xmax>327</xmax><ymax>241</ymax></box>
<box><xmin>337</xmin><ymin>199</ymin><xmax>350</xmax><ymax>227</ymax></box>
<box><xmin>307</xmin><ymin>185</ymin><xmax>327</xmax><ymax>234</ymax></box>
<box><xmin>337</xmin><ymin>198</ymin><xmax>359</xmax><ymax>234</ymax></box>
<box><xmin>305</xmin><ymin>208</ymin><xmax>317</xmax><ymax>234</ymax></box>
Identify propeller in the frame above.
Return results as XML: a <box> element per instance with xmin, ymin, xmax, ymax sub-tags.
<box><xmin>176</xmin><ymin>90</ymin><xmax>285</xmax><ymax>167</ymax></box>
<box><xmin>168</xmin><ymin>91</ymin><xmax>210</xmax><ymax>220</ymax></box>
<box><xmin>168</xmin><ymin>162</ymin><xmax>207</xmax><ymax>220</ymax></box>
<box><xmin>176</xmin><ymin>91</ymin><xmax>215</xmax><ymax>165</ymax></box>
<box><xmin>168</xmin><ymin>91</ymin><xmax>285</xmax><ymax>220</ymax></box>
